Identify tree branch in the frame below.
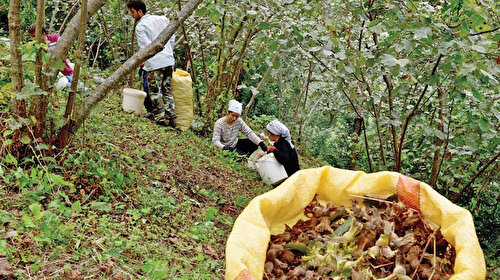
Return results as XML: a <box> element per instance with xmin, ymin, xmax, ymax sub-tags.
<box><xmin>396</xmin><ymin>54</ymin><xmax>443</xmax><ymax>171</ymax></box>
<box><xmin>242</xmin><ymin>45</ymin><xmax>281</xmax><ymax>120</ymax></box>
<box><xmin>453</xmin><ymin>151</ymin><xmax>500</xmax><ymax>203</ymax></box>
<box><xmin>470</xmin><ymin>26</ymin><xmax>499</xmax><ymax>36</ymax></box>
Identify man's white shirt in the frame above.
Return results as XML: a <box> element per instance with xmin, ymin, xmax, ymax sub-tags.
<box><xmin>136</xmin><ymin>14</ymin><xmax>175</xmax><ymax>71</ymax></box>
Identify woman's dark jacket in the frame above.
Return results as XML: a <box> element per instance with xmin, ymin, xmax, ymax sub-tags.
<box><xmin>271</xmin><ymin>137</ymin><xmax>300</xmax><ymax>176</ymax></box>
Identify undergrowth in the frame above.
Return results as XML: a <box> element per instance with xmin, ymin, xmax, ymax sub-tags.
<box><xmin>0</xmin><ymin>92</ymin><xmax>321</xmax><ymax>279</ymax></box>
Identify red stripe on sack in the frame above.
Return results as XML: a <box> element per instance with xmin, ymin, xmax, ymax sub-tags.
<box><xmin>235</xmin><ymin>269</ymin><xmax>255</xmax><ymax>280</ymax></box>
<box><xmin>397</xmin><ymin>175</ymin><xmax>420</xmax><ymax>211</ymax></box>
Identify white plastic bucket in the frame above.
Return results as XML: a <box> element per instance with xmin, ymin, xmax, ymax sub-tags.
<box><xmin>255</xmin><ymin>153</ymin><xmax>288</xmax><ymax>185</ymax></box>
<box><xmin>55</xmin><ymin>76</ymin><xmax>69</xmax><ymax>89</ymax></box>
<box><xmin>122</xmin><ymin>88</ymin><xmax>147</xmax><ymax>115</ymax></box>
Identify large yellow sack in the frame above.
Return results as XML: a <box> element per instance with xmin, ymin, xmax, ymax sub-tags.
<box><xmin>225</xmin><ymin>166</ymin><xmax>485</xmax><ymax>280</ymax></box>
<box><xmin>171</xmin><ymin>69</ymin><xmax>193</xmax><ymax>131</ymax></box>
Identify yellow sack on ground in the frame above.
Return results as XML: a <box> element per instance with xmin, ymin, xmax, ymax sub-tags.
<box><xmin>171</xmin><ymin>69</ymin><xmax>193</xmax><ymax>131</ymax></box>
<box><xmin>225</xmin><ymin>166</ymin><xmax>485</xmax><ymax>280</ymax></box>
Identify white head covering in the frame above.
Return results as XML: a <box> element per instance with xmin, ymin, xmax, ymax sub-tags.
<box><xmin>266</xmin><ymin>120</ymin><xmax>294</xmax><ymax>148</ymax></box>
<box><xmin>227</xmin><ymin>100</ymin><xmax>242</xmax><ymax>115</ymax></box>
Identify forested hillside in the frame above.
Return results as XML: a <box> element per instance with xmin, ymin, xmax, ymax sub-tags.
<box><xmin>0</xmin><ymin>0</ymin><xmax>498</xmax><ymax>279</ymax></box>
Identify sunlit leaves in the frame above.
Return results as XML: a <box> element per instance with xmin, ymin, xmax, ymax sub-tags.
<box><xmin>291</xmin><ymin>25</ymin><xmax>303</xmax><ymax>42</ymax></box>
<box><xmin>16</xmin><ymin>81</ymin><xmax>46</xmax><ymax>100</ymax></box>
<box><xmin>90</xmin><ymin>202</ymin><xmax>111</xmax><ymax>212</ymax></box>
<box><xmin>141</xmin><ymin>259</ymin><xmax>169</xmax><ymax>280</ymax></box>
<box><xmin>380</xmin><ymin>54</ymin><xmax>410</xmax><ymax>67</ymax></box>
<box><xmin>259</xmin><ymin>22</ymin><xmax>270</xmax><ymax>30</ymax></box>
<box><xmin>478</xmin><ymin>118</ymin><xmax>490</xmax><ymax>132</ymax></box>
<box><xmin>194</xmin><ymin>6</ymin><xmax>207</xmax><ymax>17</ymax></box>
<box><xmin>413</xmin><ymin>27</ymin><xmax>432</xmax><ymax>40</ymax></box>
<box><xmin>20</xmin><ymin>134</ymin><xmax>31</xmax><ymax>145</ymax></box>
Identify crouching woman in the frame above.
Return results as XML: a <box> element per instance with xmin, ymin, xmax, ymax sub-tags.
<box><xmin>265</xmin><ymin>120</ymin><xmax>300</xmax><ymax>176</ymax></box>
<box><xmin>212</xmin><ymin>100</ymin><xmax>267</xmax><ymax>156</ymax></box>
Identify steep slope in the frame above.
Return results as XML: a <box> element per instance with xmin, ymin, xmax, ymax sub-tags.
<box><xmin>0</xmin><ymin>92</ymin><xmax>319</xmax><ymax>279</ymax></box>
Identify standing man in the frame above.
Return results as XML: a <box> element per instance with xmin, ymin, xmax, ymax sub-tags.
<box><xmin>126</xmin><ymin>0</ymin><xmax>177</xmax><ymax>127</ymax></box>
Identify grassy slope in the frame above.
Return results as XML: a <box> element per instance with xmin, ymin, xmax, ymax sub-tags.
<box><xmin>0</xmin><ymin>92</ymin><xmax>321</xmax><ymax>279</ymax></box>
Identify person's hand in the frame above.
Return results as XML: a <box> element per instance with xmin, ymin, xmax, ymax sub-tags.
<box><xmin>267</xmin><ymin>146</ymin><xmax>276</xmax><ymax>153</ymax></box>
<box><xmin>258</xmin><ymin>141</ymin><xmax>268</xmax><ymax>152</ymax></box>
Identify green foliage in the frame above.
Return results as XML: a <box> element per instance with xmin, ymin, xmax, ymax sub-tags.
<box><xmin>309</xmin><ymin>128</ymin><xmax>351</xmax><ymax>169</ymax></box>
<box><xmin>250</xmin><ymin>114</ymin><xmax>277</xmax><ymax>128</ymax></box>
<box><xmin>1</xmin><ymin>0</ymin><xmax>498</xmax><ymax>277</ymax></box>
<box><xmin>141</xmin><ymin>259</ymin><xmax>170</xmax><ymax>280</ymax></box>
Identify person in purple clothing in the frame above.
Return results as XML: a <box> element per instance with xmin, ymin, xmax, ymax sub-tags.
<box><xmin>28</xmin><ymin>24</ymin><xmax>75</xmax><ymax>86</ymax></box>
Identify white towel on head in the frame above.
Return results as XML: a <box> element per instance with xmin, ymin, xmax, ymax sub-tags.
<box><xmin>266</xmin><ymin>120</ymin><xmax>294</xmax><ymax>149</ymax></box>
<box><xmin>228</xmin><ymin>99</ymin><xmax>242</xmax><ymax>114</ymax></box>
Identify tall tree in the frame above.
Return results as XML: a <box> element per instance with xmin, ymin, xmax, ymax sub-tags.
<box><xmin>7</xmin><ymin>0</ymin><xmax>25</xmax><ymax>118</ymax></box>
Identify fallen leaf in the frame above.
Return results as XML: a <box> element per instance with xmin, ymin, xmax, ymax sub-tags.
<box><xmin>0</xmin><ymin>258</ymin><xmax>12</xmax><ymax>276</ymax></box>
<box><xmin>5</xmin><ymin>231</ymin><xmax>17</xmax><ymax>238</ymax></box>
<box><xmin>67</xmin><ymin>269</ymin><xmax>83</xmax><ymax>280</ymax></box>
<box><xmin>203</xmin><ymin>244</ymin><xmax>219</xmax><ymax>259</ymax></box>
<box><xmin>99</xmin><ymin>264</ymin><xmax>113</xmax><ymax>275</ymax></box>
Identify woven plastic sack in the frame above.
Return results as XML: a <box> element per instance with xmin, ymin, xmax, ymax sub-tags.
<box><xmin>225</xmin><ymin>166</ymin><xmax>485</xmax><ymax>280</ymax></box>
<box><xmin>171</xmin><ymin>69</ymin><xmax>193</xmax><ymax>131</ymax></box>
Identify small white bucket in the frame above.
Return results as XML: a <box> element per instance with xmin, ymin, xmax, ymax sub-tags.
<box><xmin>55</xmin><ymin>76</ymin><xmax>69</xmax><ymax>89</ymax></box>
<box><xmin>122</xmin><ymin>88</ymin><xmax>147</xmax><ymax>115</ymax></box>
<box><xmin>256</xmin><ymin>153</ymin><xmax>288</xmax><ymax>185</ymax></box>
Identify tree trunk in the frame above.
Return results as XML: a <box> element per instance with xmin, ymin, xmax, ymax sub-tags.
<box><xmin>350</xmin><ymin>118</ymin><xmax>363</xmax><ymax>170</ymax></box>
<box><xmin>292</xmin><ymin>62</ymin><xmax>313</xmax><ymax>128</ymax></box>
<box><xmin>371</xmin><ymin>11</ymin><xmax>397</xmax><ymax>170</ymax></box>
<box><xmin>395</xmin><ymin>54</ymin><xmax>443</xmax><ymax>171</ymax></box>
<box><xmin>30</xmin><ymin>0</ymin><xmax>48</xmax><ymax>137</ymax></box>
<box><xmin>177</xmin><ymin>0</ymin><xmax>200</xmax><ymax>116</ymax></box>
<box><xmin>473</xmin><ymin>162</ymin><xmax>498</xmax><ymax>212</ymax></box>
<box><xmin>383</xmin><ymin>75</ymin><xmax>398</xmax><ymax>170</ymax></box>
<box><xmin>65</xmin><ymin>0</ymin><xmax>87</xmax><ymax>118</ymax></box>
<box><xmin>299</xmin><ymin>92</ymin><xmax>327</xmax><ymax>142</ymax></box>
<box><xmin>205</xmin><ymin>14</ymin><xmax>248</xmax><ymax>117</ymax></box>
<box><xmin>429</xmin><ymin>87</ymin><xmax>446</xmax><ymax>186</ymax></box>
<box><xmin>362</xmin><ymin>120</ymin><xmax>373</xmax><ymax>172</ymax></box>
<box><xmin>63</xmin><ymin>0</ymin><xmax>203</xmax><ymax>145</ymax></box>
<box><xmin>362</xmin><ymin>72</ymin><xmax>386</xmax><ymax>166</ymax></box>
<box><xmin>34</xmin><ymin>0</ymin><xmax>45</xmax><ymax>89</ymax></box>
<box><xmin>227</xmin><ymin>24</ymin><xmax>257</xmax><ymax>98</ymax></box>
<box><xmin>8</xmin><ymin>0</ymin><xmax>26</xmax><ymax>118</ymax></box>
<box><xmin>92</xmin><ymin>35</ymin><xmax>103</xmax><ymax>69</ymax></box>
<box><xmin>58</xmin><ymin>0</ymin><xmax>88</xmax><ymax>147</ymax></box>
<box><xmin>85</xmin><ymin>34</ymin><xmax>100</xmax><ymax>67</ymax></box>
<box><xmin>128</xmin><ymin>21</ymin><xmax>136</xmax><ymax>87</ymax></box>
<box><xmin>196</xmin><ymin>23</ymin><xmax>209</xmax><ymax>84</ymax></box>
<box><xmin>98</xmin><ymin>10</ymin><xmax>117</xmax><ymax>62</ymax></box>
